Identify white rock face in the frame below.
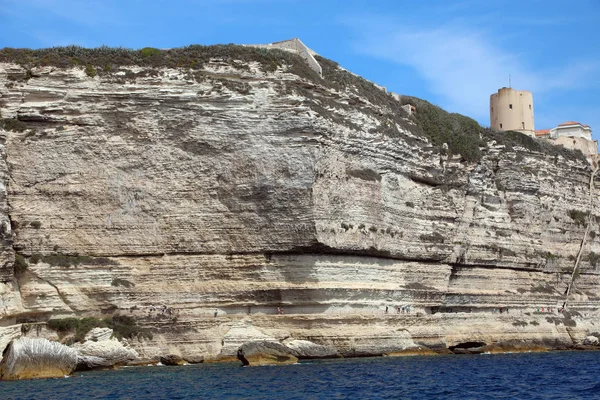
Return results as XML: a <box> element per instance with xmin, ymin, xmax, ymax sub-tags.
<box><xmin>284</xmin><ymin>339</ymin><xmax>340</xmax><ymax>358</ymax></box>
<box><xmin>0</xmin><ymin>54</ymin><xmax>599</xmax><ymax>359</ymax></box>
<box><xmin>0</xmin><ymin>337</ymin><xmax>77</xmax><ymax>380</ymax></box>
<box><xmin>583</xmin><ymin>335</ymin><xmax>599</xmax><ymax>346</ymax></box>
<box><xmin>84</xmin><ymin>327</ymin><xmax>113</xmax><ymax>342</ymax></box>
<box><xmin>73</xmin><ymin>328</ymin><xmax>139</xmax><ymax>370</ymax></box>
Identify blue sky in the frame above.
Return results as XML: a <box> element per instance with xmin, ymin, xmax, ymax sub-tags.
<box><xmin>1</xmin><ymin>0</ymin><xmax>599</xmax><ymax>139</ymax></box>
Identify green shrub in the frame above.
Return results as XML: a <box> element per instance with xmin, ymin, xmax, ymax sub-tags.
<box><xmin>398</xmin><ymin>96</ymin><xmax>484</xmax><ymax>162</ymax></box>
<box><xmin>108</xmin><ymin>314</ymin><xmax>152</xmax><ymax>340</ymax></box>
<box><xmin>85</xmin><ymin>64</ymin><xmax>96</xmax><ymax>78</ymax></box>
<box><xmin>140</xmin><ymin>47</ymin><xmax>161</xmax><ymax>57</ymax></box>
<box><xmin>47</xmin><ymin>317</ymin><xmax>80</xmax><ymax>332</ymax></box>
<box><xmin>47</xmin><ymin>315</ymin><xmax>152</xmax><ymax>342</ymax></box>
<box><xmin>47</xmin><ymin>317</ymin><xmax>106</xmax><ymax>342</ymax></box>
<box><xmin>30</xmin><ymin>220</ymin><xmax>42</xmax><ymax>229</ymax></box>
<box><xmin>30</xmin><ymin>253</ymin><xmax>41</xmax><ymax>264</ymax></box>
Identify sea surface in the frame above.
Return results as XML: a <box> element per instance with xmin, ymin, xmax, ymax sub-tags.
<box><xmin>2</xmin><ymin>351</ymin><xmax>600</xmax><ymax>399</ymax></box>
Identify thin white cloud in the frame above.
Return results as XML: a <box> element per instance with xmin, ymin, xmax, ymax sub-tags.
<box><xmin>348</xmin><ymin>18</ymin><xmax>599</xmax><ymax>125</ymax></box>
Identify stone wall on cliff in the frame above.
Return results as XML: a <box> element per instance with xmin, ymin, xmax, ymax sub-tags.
<box><xmin>0</xmin><ymin>48</ymin><xmax>599</xmax><ymax>359</ymax></box>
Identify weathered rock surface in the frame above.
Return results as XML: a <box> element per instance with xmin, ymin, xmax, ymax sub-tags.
<box><xmin>73</xmin><ymin>328</ymin><xmax>139</xmax><ymax>371</ymax></box>
<box><xmin>583</xmin><ymin>335</ymin><xmax>599</xmax><ymax>346</ymax></box>
<box><xmin>159</xmin><ymin>354</ymin><xmax>185</xmax><ymax>366</ymax></box>
<box><xmin>284</xmin><ymin>339</ymin><xmax>340</xmax><ymax>359</ymax></box>
<box><xmin>0</xmin><ymin>337</ymin><xmax>77</xmax><ymax>380</ymax></box>
<box><xmin>0</xmin><ymin>49</ymin><xmax>599</xmax><ymax>361</ymax></box>
<box><xmin>183</xmin><ymin>355</ymin><xmax>204</xmax><ymax>364</ymax></box>
<box><xmin>237</xmin><ymin>341</ymin><xmax>298</xmax><ymax>366</ymax></box>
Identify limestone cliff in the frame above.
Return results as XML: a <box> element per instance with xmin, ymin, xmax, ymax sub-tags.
<box><xmin>0</xmin><ymin>46</ymin><xmax>599</xmax><ymax>362</ymax></box>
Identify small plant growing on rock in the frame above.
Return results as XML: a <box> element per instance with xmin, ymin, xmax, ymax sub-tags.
<box><xmin>47</xmin><ymin>315</ymin><xmax>152</xmax><ymax>343</ymax></box>
<box><xmin>85</xmin><ymin>64</ymin><xmax>96</xmax><ymax>78</ymax></box>
<box><xmin>30</xmin><ymin>220</ymin><xmax>42</xmax><ymax>229</ymax></box>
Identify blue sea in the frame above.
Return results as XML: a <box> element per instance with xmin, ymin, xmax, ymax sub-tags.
<box><xmin>2</xmin><ymin>351</ymin><xmax>600</xmax><ymax>399</ymax></box>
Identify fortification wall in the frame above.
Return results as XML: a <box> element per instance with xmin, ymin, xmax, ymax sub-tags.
<box><xmin>553</xmin><ymin>136</ymin><xmax>598</xmax><ymax>159</ymax></box>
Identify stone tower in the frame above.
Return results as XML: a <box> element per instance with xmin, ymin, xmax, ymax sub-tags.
<box><xmin>490</xmin><ymin>87</ymin><xmax>534</xmax><ymax>135</ymax></box>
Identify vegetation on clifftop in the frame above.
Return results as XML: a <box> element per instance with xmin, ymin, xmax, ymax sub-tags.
<box><xmin>398</xmin><ymin>96</ymin><xmax>484</xmax><ymax>162</ymax></box>
<box><xmin>0</xmin><ymin>45</ymin><xmax>588</xmax><ymax>164</ymax></box>
<box><xmin>397</xmin><ymin>96</ymin><xmax>587</xmax><ymax>164</ymax></box>
<box><xmin>0</xmin><ymin>44</ymin><xmax>320</xmax><ymax>81</ymax></box>
<box><xmin>317</xmin><ymin>56</ymin><xmax>587</xmax><ymax>164</ymax></box>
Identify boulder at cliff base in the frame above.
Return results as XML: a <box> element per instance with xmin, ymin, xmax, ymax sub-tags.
<box><xmin>0</xmin><ymin>337</ymin><xmax>77</xmax><ymax>380</ymax></box>
<box><xmin>237</xmin><ymin>341</ymin><xmax>298</xmax><ymax>366</ymax></box>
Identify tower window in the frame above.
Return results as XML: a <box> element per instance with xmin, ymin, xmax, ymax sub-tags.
<box><xmin>529</xmin><ymin>104</ymin><xmax>532</xmax><ymax>110</ymax></box>
<box><xmin>522</xmin><ymin>122</ymin><xmax>525</xmax><ymax>129</ymax></box>
<box><xmin>509</xmin><ymin>104</ymin><xmax>513</xmax><ymax>109</ymax></box>
<box><xmin>500</xmin><ymin>123</ymin><xmax>503</xmax><ymax>129</ymax></box>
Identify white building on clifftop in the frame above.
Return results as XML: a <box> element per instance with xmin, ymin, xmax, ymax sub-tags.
<box><xmin>535</xmin><ymin>121</ymin><xmax>597</xmax><ymax>161</ymax></box>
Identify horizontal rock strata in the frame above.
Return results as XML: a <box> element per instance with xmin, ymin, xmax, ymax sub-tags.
<box><xmin>0</xmin><ymin>51</ymin><xmax>599</xmax><ymax>366</ymax></box>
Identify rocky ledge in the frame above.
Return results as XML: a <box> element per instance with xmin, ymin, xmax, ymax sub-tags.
<box><xmin>0</xmin><ymin>45</ymin><xmax>599</xmax><ymax>377</ymax></box>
